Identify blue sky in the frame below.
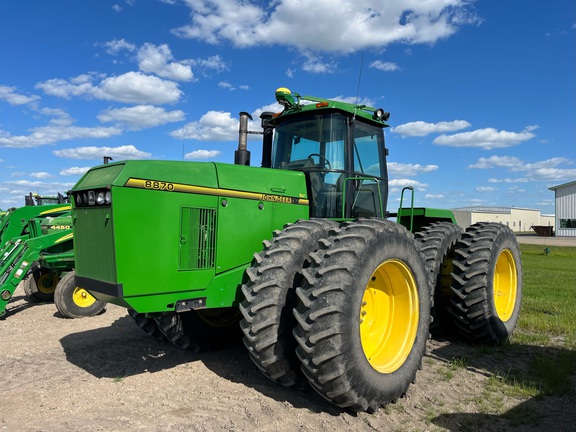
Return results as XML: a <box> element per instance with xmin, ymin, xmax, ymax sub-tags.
<box><xmin>1</xmin><ymin>0</ymin><xmax>574</xmax><ymax>214</ymax></box>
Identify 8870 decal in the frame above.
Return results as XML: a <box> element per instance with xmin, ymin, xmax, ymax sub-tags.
<box><xmin>143</xmin><ymin>180</ymin><xmax>175</xmax><ymax>191</ymax></box>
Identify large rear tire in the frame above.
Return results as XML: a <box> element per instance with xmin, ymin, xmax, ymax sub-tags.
<box><xmin>293</xmin><ymin>219</ymin><xmax>430</xmax><ymax>412</ymax></box>
<box><xmin>449</xmin><ymin>222</ymin><xmax>522</xmax><ymax>344</ymax></box>
<box><xmin>23</xmin><ymin>263</ymin><xmax>58</xmax><ymax>302</ymax></box>
<box><xmin>239</xmin><ymin>219</ymin><xmax>338</xmax><ymax>387</ymax></box>
<box><xmin>155</xmin><ymin>308</ymin><xmax>242</xmax><ymax>351</ymax></box>
<box><xmin>54</xmin><ymin>271</ymin><xmax>107</xmax><ymax>318</ymax></box>
<box><xmin>415</xmin><ymin>222</ymin><xmax>464</xmax><ymax>334</ymax></box>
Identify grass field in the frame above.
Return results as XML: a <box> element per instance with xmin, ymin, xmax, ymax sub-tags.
<box><xmin>510</xmin><ymin>244</ymin><xmax>576</xmax><ymax>397</ymax></box>
<box><xmin>427</xmin><ymin>243</ymin><xmax>576</xmax><ymax>430</ymax></box>
<box><xmin>516</xmin><ymin>244</ymin><xmax>576</xmax><ymax>349</ymax></box>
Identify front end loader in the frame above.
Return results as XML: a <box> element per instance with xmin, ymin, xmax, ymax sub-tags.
<box><xmin>0</xmin><ymin>194</ymin><xmax>105</xmax><ymax>319</ymax></box>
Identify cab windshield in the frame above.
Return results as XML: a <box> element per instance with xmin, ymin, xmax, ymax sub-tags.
<box><xmin>272</xmin><ymin>112</ymin><xmax>388</xmax><ymax>218</ymax></box>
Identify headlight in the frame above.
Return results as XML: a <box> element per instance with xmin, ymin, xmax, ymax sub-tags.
<box><xmin>73</xmin><ymin>188</ymin><xmax>112</xmax><ymax>207</ymax></box>
<box><xmin>373</xmin><ymin>108</ymin><xmax>390</xmax><ymax>122</ymax></box>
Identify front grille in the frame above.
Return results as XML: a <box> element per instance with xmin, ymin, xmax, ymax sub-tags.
<box><xmin>74</xmin><ymin>207</ymin><xmax>116</xmax><ymax>282</ymax></box>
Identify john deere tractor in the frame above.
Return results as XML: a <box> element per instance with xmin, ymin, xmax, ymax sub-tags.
<box><xmin>71</xmin><ymin>88</ymin><xmax>522</xmax><ymax>412</ymax></box>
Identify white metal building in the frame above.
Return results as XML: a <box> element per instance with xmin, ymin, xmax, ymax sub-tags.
<box><xmin>452</xmin><ymin>207</ymin><xmax>555</xmax><ymax>234</ymax></box>
<box><xmin>549</xmin><ymin>180</ymin><xmax>576</xmax><ymax>237</ymax></box>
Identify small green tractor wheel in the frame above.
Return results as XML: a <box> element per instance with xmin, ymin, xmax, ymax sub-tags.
<box><xmin>415</xmin><ymin>222</ymin><xmax>464</xmax><ymax>334</ymax></box>
<box><xmin>293</xmin><ymin>219</ymin><xmax>430</xmax><ymax>412</ymax></box>
<box><xmin>449</xmin><ymin>222</ymin><xmax>522</xmax><ymax>344</ymax></box>
<box><xmin>23</xmin><ymin>263</ymin><xmax>58</xmax><ymax>302</ymax></box>
<box><xmin>54</xmin><ymin>271</ymin><xmax>107</xmax><ymax>318</ymax></box>
<box><xmin>155</xmin><ymin>307</ymin><xmax>242</xmax><ymax>351</ymax></box>
<box><xmin>240</xmin><ymin>218</ymin><xmax>338</xmax><ymax>387</ymax></box>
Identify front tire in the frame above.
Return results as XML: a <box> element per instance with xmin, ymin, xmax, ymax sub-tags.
<box><xmin>239</xmin><ymin>219</ymin><xmax>338</xmax><ymax>387</ymax></box>
<box><xmin>54</xmin><ymin>271</ymin><xmax>107</xmax><ymax>318</ymax></box>
<box><xmin>155</xmin><ymin>308</ymin><xmax>242</xmax><ymax>351</ymax></box>
<box><xmin>449</xmin><ymin>222</ymin><xmax>522</xmax><ymax>344</ymax></box>
<box><xmin>128</xmin><ymin>309</ymin><xmax>166</xmax><ymax>341</ymax></box>
<box><xmin>293</xmin><ymin>219</ymin><xmax>430</xmax><ymax>412</ymax></box>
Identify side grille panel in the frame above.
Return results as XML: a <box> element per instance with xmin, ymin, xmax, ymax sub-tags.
<box><xmin>179</xmin><ymin>207</ymin><xmax>217</xmax><ymax>270</ymax></box>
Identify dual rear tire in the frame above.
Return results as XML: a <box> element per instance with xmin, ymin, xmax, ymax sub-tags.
<box><xmin>239</xmin><ymin>218</ymin><xmax>338</xmax><ymax>386</ymax></box>
<box><xmin>417</xmin><ymin>221</ymin><xmax>522</xmax><ymax>344</ymax></box>
<box><xmin>242</xmin><ymin>218</ymin><xmax>431</xmax><ymax>412</ymax></box>
<box><xmin>242</xmin><ymin>219</ymin><xmax>522</xmax><ymax>412</ymax></box>
<box><xmin>449</xmin><ymin>222</ymin><xmax>522</xmax><ymax>344</ymax></box>
<box><xmin>293</xmin><ymin>219</ymin><xmax>430</xmax><ymax>412</ymax></box>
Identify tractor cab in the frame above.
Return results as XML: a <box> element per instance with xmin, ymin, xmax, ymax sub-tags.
<box><xmin>267</xmin><ymin>88</ymin><xmax>390</xmax><ymax>220</ymax></box>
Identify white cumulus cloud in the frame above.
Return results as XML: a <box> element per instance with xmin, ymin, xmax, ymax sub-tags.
<box><xmin>433</xmin><ymin>126</ymin><xmax>537</xmax><ymax>150</ymax></box>
<box><xmin>97</xmin><ymin>72</ymin><xmax>182</xmax><ymax>104</ymax></box>
<box><xmin>30</xmin><ymin>172</ymin><xmax>55</xmax><ymax>179</ymax></box>
<box><xmin>476</xmin><ymin>186</ymin><xmax>497</xmax><ymax>192</ymax></box>
<box><xmin>0</xmin><ymin>125</ymin><xmax>122</xmax><ymax>148</ymax></box>
<box><xmin>102</xmin><ymin>38</ymin><xmax>137</xmax><ymax>55</ymax></box>
<box><xmin>137</xmin><ymin>43</ymin><xmax>194</xmax><ymax>82</ymax></box>
<box><xmin>370</xmin><ymin>61</ymin><xmax>400</xmax><ymax>72</ymax></box>
<box><xmin>0</xmin><ymin>85</ymin><xmax>40</xmax><ymax>106</ymax></box>
<box><xmin>171</xmin><ymin>110</ymin><xmax>239</xmax><ymax>141</ymax></box>
<box><xmin>389</xmin><ymin>178</ymin><xmax>428</xmax><ymax>192</ymax></box>
<box><xmin>53</xmin><ymin>145</ymin><xmax>151</xmax><ymax>160</ymax></box>
<box><xmin>392</xmin><ymin>120</ymin><xmax>471</xmax><ymax>137</ymax></box>
<box><xmin>387</xmin><ymin>162</ymin><xmax>438</xmax><ymax>176</ymax></box>
<box><xmin>468</xmin><ymin>156</ymin><xmax>523</xmax><ymax>169</ymax></box>
<box><xmin>470</xmin><ymin>156</ymin><xmax>576</xmax><ymax>182</ymax></box>
<box><xmin>185</xmin><ymin>150</ymin><xmax>222</xmax><ymax>160</ymax></box>
<box><xmin>98</xmin><ymin>105</ymin><xmax>185</xmax><ymax>130</ymax></box>
<box><xmin>36</xmin><ymin>72</ymin><xmax>182</xmax><ymax>105</ymax></box>
<box><xmin>172</xmin><ymin>0</ymin><xmax>480</xmax><ymax>54</ymax></box>
<box><xmin>60</xmin><ymin>167</ymin><xmax>92</xmax><ymax>176</ymax></box>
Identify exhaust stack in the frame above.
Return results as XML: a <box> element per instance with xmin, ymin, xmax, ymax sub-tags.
<box><xmin>260</xmin><ymin>112</ymin><xmax>274</xmax><ymax>168</ymax></box>
<box><xmin>235</xmin><ymin>112</ymin><xmax>252</xmax><ymax>166</ymax></box>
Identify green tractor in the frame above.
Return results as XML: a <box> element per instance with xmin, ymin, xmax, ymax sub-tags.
<box><xmin>71</xmin><ymin>88</ymin><xmax>522</xmax><ymax>412</ymax></box>
<box><xmin>0</xmin><ymin>193</ymin><xmax>106</xmax><ymax>319</ymax></box>
<box><xmin>0</xmin><ymin>193</ymin><xmax>70</xmax><ymax>246</ymax></box>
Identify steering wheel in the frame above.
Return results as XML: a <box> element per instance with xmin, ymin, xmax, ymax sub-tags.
<box><xmin>307</xmin><ymin>153</ymin><xmax>331</xmax><ymax>169</ymax></box>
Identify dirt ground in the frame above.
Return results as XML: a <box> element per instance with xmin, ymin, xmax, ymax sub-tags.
<box><xmin>1</xmin><ymin>281</ymin><xmax>575</xmax><ymax>432</ymax></box>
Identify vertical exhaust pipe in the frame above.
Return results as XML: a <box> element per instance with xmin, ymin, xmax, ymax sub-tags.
<box><xmin>235</xmin><ymin>112</ymin><xmax>252</xmax><ymax>166</ymax></box>
<box><xmin>260</xmin><ymin>112</ymin><xmax>274</xmax><ymax>168</ymax></box>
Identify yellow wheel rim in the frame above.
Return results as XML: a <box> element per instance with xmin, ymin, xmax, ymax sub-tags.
<box><xmin>493</xmin><ymin>249</ymin><xmax>517</xmax><ymax>322</ymax></box>
<box><xmin>72</xmin><ymin>287</ymin><xmax>97</xmax><ymax>308</ymax></box>
<box><xmin>37</xmin><ymin>273</ymin><xmax>59</xmax><ymax>295</ymax></box>
<box><xmin>360</xmin><ymin>259</ymin><xmax>420</xmax><ymax>373</ymax></box>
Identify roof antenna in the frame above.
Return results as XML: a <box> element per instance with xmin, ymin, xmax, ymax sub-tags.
<box><xmin>355</xmin><ymin>50</ymin><xmax>365</xmax><ymax>105</ymax></box>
